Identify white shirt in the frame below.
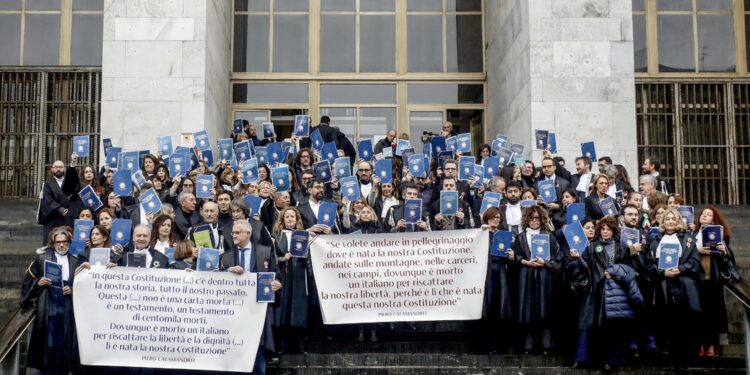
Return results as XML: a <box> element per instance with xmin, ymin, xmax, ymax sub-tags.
<box><xmin>606</xmin><ymin>184</ymin><xmax>617</xmax><ymax>199</ymax></box>
<box><xmin>54</xmin><ymin>252</ymin><xmax>70</xmax><ymax>282</ymax></box>
<box><xmin>309</xmin><ymin>199</ymin><xmax>321</xmax><ymax>218</ymax></box>
<box><xmin>134</xmin><ymin>248</ymin><xmax>153</xmax><ymax>268</ymax></box>
<box><xmin>656</xmin><ymin>233</ymin><xmax>682</xmax><ymax>259</ymax></box>
<box><xmin>505</xmin><ymin>203</ymin><xmax>522</xmax><ymax>226</ymax></box>
<box><xmin>360</xmin><ymin>181</ymin><xmax>373</xmax><ymax>199</ymax></box>
<box><xmin>380</xmin><ymin>197</ymin><xmax>399</xmax><ymax>220</ymax></box>
<box><xmin>576</xmin><ymin>173</ymin><xmax>592</xmax><ymax>196</ymax></box>
<box><xmin>153</xmin><ymin>239</ymin><xmax>171</xmax><ymax>255</ymax></box>
<box><xmin>55</xmin><ymin>176</ymin><xmax>64</xmax><ymax>188</ymax></box>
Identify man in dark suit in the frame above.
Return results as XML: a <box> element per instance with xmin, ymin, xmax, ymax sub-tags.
<box><xmin>186</xmin><ymin>201</ymin><xmax>223</xmax><ymax>250</ymax></box>
<box><xmin>439</xmin><ymin>159</ymin><xmax>470</xmax><ymax>205</ymax></box>
<box><xmin>384</xmin><ymin>183</ymin><xmax>430</xmax><ymax>233</ymax></box>
<box><xmin>37</xmin><ymin>158</ymin><xmax>79</xmax><ymax>244</ymax></box>
<box><xmin>299</xmin><ymin>116</ymin><xmax>356</xmax><ymax>164</ymax></box>
<box><xmin>174</xmin><ymin>192</ymin><xmax>201</xmax><ymax>239</ymax></box>
<box><xmin>430</xmin><ymin>177</ymin><xmax>471</xmax><ymax>231</ymax></box>
<box><xmin>298</xmin><ymin>178</ymin><xmax>339</xmax><ymax>234</ymax></box>
<box><xmin>113</xmin><ymin>225</ymin><xmax>168</xmax><ymax>268</ymax></box>
<box><xmin>569</xmin><ymin>156</ymin><xmax>594</xmax><ymax>199</ymax></box>
<box><xmin>221</xmin><ymin>198</ymin><xmax>273</xmax><ymax>252</ymax></box>
<box><xmin>221</xmin><ymin>220</ymin><xmax>280</xmax><ymax>375</ymax></box>
<box><xmin>535</xmin><ymin>157</ymin><xmax>570</xmax><ymax>211</ymax></box>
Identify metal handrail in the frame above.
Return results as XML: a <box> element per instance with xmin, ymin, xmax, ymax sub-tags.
<box><xmin>0</xmin><ymin>307</ymin><xmax>36</xmax><ymax>363</ymax></box>
<box><xmin>724</xmin><ymin>278</ymin><xmax>750</xmax><ymax>374</ymax></box>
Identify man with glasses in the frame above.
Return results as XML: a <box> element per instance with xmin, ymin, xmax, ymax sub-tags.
<box><xmin>384</xmin><ymin>182</ymin><xmax>430</xmax><ymax>233</ymax></box>
<box><xmin>374</xmin><ymin>129</ymin><xmax>397</xmax><ymax>155</ymax></box>
<box><xmin>440</xmin><ymin>159</ymin><xmax>470</xmax><ymax>206</ymax></box>
<box><xmin>535</xmin><ymin>157</ymin><xmax>570</xmax><ymax>211</ymax></box>
<box><xmin>174</xmin><ymin>191</ymin><xmax>201</xmax><ymax>239</ymax></box>
<box><xmin>440</xmin><ymin>121</ymin><xmax>457</xmax><ymax>137</ymax></box>
<box><xmin>430</xmin><ymin>177</ymin><xmax>470</xmax><ymax>231</ymax></box>
<box><xmin>37</xmin><ymin>157</ymin><xmax>79</xmax><ymax>244</ymax></box>
<box><xmin>298</xmin><ymin>178</ymin><xmax>339</xmax><ymax>234</ymax></box>
<box><xmin>356</xmin><ymin>161</ymin><xmax>374</xmax><ymax>199</ymax></box>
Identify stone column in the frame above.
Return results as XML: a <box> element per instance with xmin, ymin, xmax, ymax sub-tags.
<box><xmin>100</xmin><ymin>0</ymin><xmax>231</xmax><ymax>154</ymax></box>
<box><xmin>486</xmin><ymin>0</ymin><xmax>638</xmax><ymax>173</ymax></box>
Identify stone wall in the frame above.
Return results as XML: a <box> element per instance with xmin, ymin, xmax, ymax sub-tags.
<box><xmin>100</xmin><ymin>0</ymin><xmax>231</xmax><ymax>153</ymax></box>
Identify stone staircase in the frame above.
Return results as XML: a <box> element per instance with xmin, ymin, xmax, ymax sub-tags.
<box><xmin>0</xmin><ymin>199</ymin><xmax>41</xmax><ymax>322</ymax></box>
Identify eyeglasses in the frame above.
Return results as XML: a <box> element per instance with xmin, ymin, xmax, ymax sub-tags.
<box><xmin>358</xmin><ymin>169</ymin><xmax>372</xmax><ymax>172</ymax></box>
<box><xmin>300</xmin><ymin>155</ymin><xmax>310</xmax><ymax>158</ymax></box>
<box><xmin>489</xmin><ymin>216</ymin><xmax>501</xmax><ymax>221</ymax></box>
<box><xmin>529</xmin><ymin>216</ymin><xmax>541</xmax><ymax>221</ymax></box>
<box><xmin>54</xmin><ymin>240</ymin><xmax>70</xmax><ymax>245</ymax></box>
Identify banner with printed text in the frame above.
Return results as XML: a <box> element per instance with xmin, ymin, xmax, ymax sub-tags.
<box><xmin>310</xmin><ymin>228</ymin><xmax>489</xmax><ymax>324</ymax></box>
<box><xmin>73</xmin><ymin>268</ymin><xmax>267</xmax><ymax>372</ymax></box>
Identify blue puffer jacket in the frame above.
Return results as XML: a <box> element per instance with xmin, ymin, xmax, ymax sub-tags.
<box><xmin>604</xmin><ymin>263</ymin><xmax>643</xmax><ymax>320</ymax></box>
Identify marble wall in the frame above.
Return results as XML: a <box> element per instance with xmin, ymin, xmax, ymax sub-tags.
<box><xmin>487</xmin><ymin>0</ymin><xmax>638</xmax><ymax>174</ymax></box>
<box><xmin>100</xmin><ymin>0</ymin><xmax>231</xmax><ymax>154</ymax></box>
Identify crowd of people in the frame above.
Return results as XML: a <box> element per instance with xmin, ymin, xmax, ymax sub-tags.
<box><xmin>26</xmin><ymin>117</ymin><xmax>740</xmax><ymax>374</ymax></box>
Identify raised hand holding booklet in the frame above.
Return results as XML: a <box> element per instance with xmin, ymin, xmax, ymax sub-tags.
<box><xmin>598</xmin><ymin>197</ymin><xmax>617</xmax><ymax>217</ymax></box>
<box><xmin>271</xmin><ymin>165</ymin><xmax>291</xmax><ymax>193</ymax></box>
<box><xmin>404</xmin><ymin>199</ymin><xmax>422</xmax><ymax>224</ymax></box>
<box><xmin>458</xmin><ymin>156</ymin><xmax>475</xmax><ymax>181</ymax></box>
<box><xmin>78</xmin><ymin>185</ymin><xmax>103</xmax><ymax>211</ymax></box>
<box><xmin>563</xmin><ymin>222</ymin><xmax>588</xmax><ymax>252</ymax></box>
<box><xmin>294</xmin><ymin>115</ymin><xmax>310</xmax><ymax>137</ymax></box>
<box><xmin>374</xmin><ymin>159</ymin><xmax>392</xmax><ymax>183</ymax></box>
<box><xmin>480</xmin><ymin>192</ymin><xmax>501</xmax><ymax>215</ymax></box>
<box><xmin>313</xmin><ymin>160</ymin><xmax>332</xmax><ymax>183</ymax></box>
<box><xmin>111</xmin><ymin>219</ymin><xmax>132</xmax><ymax>246</ymax></box>
<box><xmin>620</xmin><ymin>227</ymin><xmax>640</xmax><ymax>249</ymax></box>
<box><xmin>581</xmin><ymin>141</ymin><xmax>596</xmax><ymax>161</ymax></box>
<box><xmin>566</xmin><ymin>203</ymin><xmax>585</xmax><ymax>224</ymax></box>
<box><xmin>677</xmin><ymin>206</ymin><xmax>694</xmax><ymax>226</ymax></box>
<box><xmin>340</xmin><ymin>176</ymin><xmax>361</xmax><ymax>202</ymax></box>
<box><xmin>113</xmin><ymin>169</ymin><xmax>133</xmax><ymax>196</ymax></box>
<box><xmin>241</xmin><ymin>158</ymin><xmax>259</xmax><ymax>184</ymax></box>
<box><xmin>456</xmin><ymin>133</ymin><xmax>472</xmax><ymax>153</ymax></box>
<box><xmin>262</xmin><ymin>122</ymin><xmax>275</xmax><ymax>139</ymax></box>
<box><xmin>73</xmin><ymin>219</ymin><xmax>94</xmax><ymax>242</ymax></box>
<box><xmin>196</xmin><ymin>175</ymin><xmax>214</xmax><ymax>199</ymax></box>
<box><xmin>243</xmin><ymin>194</ymin><xmax>263</xmax><ymax>218</ymax></box>
<box><xmin>538</xmin><ymin>179</ymin><xmax>557</xmax><ymax>203</ymax></box>
<box><xmin>158</xmin><ymin>135</ymin><xmax>173</xmax><ymax>156</ymax></box>
<box><xmin>139</xmin><ymin>188</ymin><xmax>162</xmax><ymax>214</ymax></box>
<box><xmin>440</xmin><ymin>190</ymin><xmax>459</xmax><ymax>216</ymax></box>
<box><xmin>482</xmin><ymin>156</ymin><xmax>500</xmax><ymax>180</ymax></box>
<box><xmin>334</xmin><ymin>157</ymin><xmax>351</xmax><ymax>178</ymax></box>
<box><xmin>73</xmin><ymin>135</ymin><xmax>90</xmax><ymax>158</ymax></box>
<box><xmin>534</xmin><ymin>130</ymin><xmax>549</xmax><ymax>150</ymax></box>
<box><xmin>357</xmin><ymin>139</ymin><xmax>373</xmax><ymax>161</ymax></box>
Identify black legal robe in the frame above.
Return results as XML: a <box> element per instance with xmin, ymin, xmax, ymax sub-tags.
<box><xmin>273</xmin><ymin>231</ymin><xmax>311</xmax><ymax>329</ymax></box>
<box><xmin>37</xmin><ymin>166</ymin><xmax>78</xmax><ymax>244</ymax></box>
<box><xmin>512</xmin><ymin>230</ymin><xmax>562</xmax><ymax>325</ymax></box>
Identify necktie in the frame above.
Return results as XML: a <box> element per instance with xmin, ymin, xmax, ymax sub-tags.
<box><xmin>238</xmin><ymin>248</ymin><xmax>245</xmax><ymax>269</ymax></box>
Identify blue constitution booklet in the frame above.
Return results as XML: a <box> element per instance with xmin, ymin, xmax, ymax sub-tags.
<box><xmin>199</xmin><ymin>149</ymin><xmax>214</xmax><ymax>166</ymax></box>
<box><xmin>257</xmin><ymin>272</ymin><xmax>275</xmax><ymax>303</ymax></box>
<box><xmin>118</xmin><ymin>150</ymin><xmax>140</xmax><ymax>171</ymax></box>
<box><xmin>165</xmin><ymin>247</ymin><xmax>176</xmax><ymax>264</ymax></box>
<box><xmin>233</xmin><ymin>119</ymin><xmax>243</xmax><ymax>135</ymax></box>
<box><xmin>496</xmin><ymin>148</ymin><xmax>513</xmax><ymax>166</ymax></box>
<box><xmin>395</xmin><ymin>139</ymin><xmax>410</xmax><ymax>156</ymax></box>
<box><xmin>446</xmin><ymin>136</ymin><xmax>457</xmax><ymax>152</ymax></box>
<box><xmin>566</xmin><ymin>203</ymin><xmax>585</xmax><ymax>224</ymax></box>
<box><xmin>241</xmin><ymin>158</ymin><xmax>259</xmax><ymax>184</ymax></box>
<box><xmin>294</xmin><ymin>115</ymin><xmax>310</xmax><ymax>137</ymax></box>
<box><xmin>89</xmin><ymin>248</ymin><xmax>111</xmax><ymax>267</ymax></box>
<box><xmin>357</xmin><ymin>139</ymin><xmax>373</xmax><ymax>161</ymax></box>
<box><xmin>78</xmin><ymin>185</ymin><xmax>103</xmax><ymax>211</ymax></box>
<box><xmin>581</xmin><ymin>141</ymin><xmax>597</xmax><ymax>161</ymax></box>
<box><xmin>534</xmin><ymin>130</ymin><xmax>549</xmax><ymax>150</ymax></box>
<box><xmin>510</xmin><ymin>143</ymin><xmax>525</xmax><ymax>156</ymax></box>
<box><xmin>340</xmin><ymin>176</ymin><xmax>361</xmax><ymax>202</ymax></box>
<box><xmin>491</xmin><ymin>231</ymin><xmax>513</xmax><ymax>257</ymax></box>
<box><xmin>271</xmin><ymin>165</ymin><xmax>290</xmax><ymax>193</ymax></box>
<box><xmin>334</xmin><ymin>157</ymin><xmax>351</xmax><ymax>178</ymax></box>
<box><xmin>701</xmin><ymin>225</ymin><xmax>723</xmax><ymax>249</ymax></box>
<box><xmin>311</xmin><ymin>129</ymin><xmax>324</xmax><ymax>151</ymax></box>
<box><xmin>111</xmin><ymin>219</ymin><xmax>132</xmax><ymax>246</ymax></box>
<box><xmin>196</xmin><ymin>175</ymin><xmax>214</xmax><ymax>199</ymax></box>
<box><xmin>262</xmin><ymin>122</ymin><xmax>274</xmax><ymax>139</ymax></box>
<box><xmin>431</xmin><ymin>136</ymin><xmax>447</xmax><ymax>155</ymax></box>
<box><xmin>113</xmin><ymin>169</ymin><xmax>133</xmax><ymax>196</ymax></box>
<box><xmin>131</xmin><ymin>170</ymin><xmax>148</xmax><ymax>189</ymax></box>
<box><xmin>620</xmin><ymin>227</ymin><xmax>640</xmax><ymax>249</ymax></box>
<box><xmin>483</xmin><ymin>156</ymin><xmax>500</xmax><ymax>180</ymax></box>
<box><xmin>73</xmin><ymin>135</ymin><xmax>89</xmax><ymax>158</ymax></box>
<box><xmin>126</xmin><ymin>252</ymin><xmax>147</xmax><ymax>268</ymax></box>
<box><xmin>456</xmin><ymin>133</ymin><xmax>472</xmax><ymax>153</ymax></box>
<box><xmin>648</xmin><ymin>227</ymin><xmax>660</xmax><ymax>242</ymax></box>
<box><xmin>437</xmin><ymin>150</ymin><xmax>453</xmax><ymax>169</ymax></box>
<box><xmin>495</xmin><ymin>134</ymin><xmax>508</xmax><ymax>149</ymax></box>
<box><xmin>548</xmin><ymin>133</ymin><xmax>557</xmax><ymax>153</ymax></box>
<box><xmin>314</xmin><ymin>160</ymin><xmax>332</xmax><ymax>183</ymax></box>
<box><xmin>520</xmin><ymin>199</ymin><xmax>537</xmax><ymax>209</ymax></box>
<box><xmin>106</xmin><ymin>146</ymin><xmax>121</xmax><ymax>168</ymax></box>
<box><xmin>538</xmin><ymin>179</ymin><xmax>557</xmax><ymax>203</ymax></box>
<box><xmin>290</xmin><ymin>230</ymin><xmax>309</xmax><ymax>258</ymax></box>
<box><xmin>233</xmin><ymin>140</ymin><xmax>253</xmax><ymax>161</ymax></box>
<box><xmin>73</xmin><ymin>219</ymin><xmax>94</xmax><ymax>242</ymax></box>
<box><xmin>267</xmin><ymin>142</ymin><xmax>283</xmax><ymax>165</ymax></box>
<box><xmin>139</xmin><ymin>188</ymin><xmax>162</xmax><ymax>214</ymax></box>
<box><xmin>408</xmin><ymin>154</ymin><xmax>425</xmax><ymax>177</ymax></box>
<box><xmin>197</xmin><ymin>248</ymin><xmax>220</xmax><ymax>271</ymax></box>
<box><xmin>375</xmin><ymin>159</ymin><xmax>393</xmax><ymax>183</ymax></box>
<box><xmin>404</xmin><ymin>199</ymin><xmax>422</xmax><ymax>224</ymax></box>
<box><xmin>218</xmin><ymin>138</ymin><xmax>234</xmax><ymax>161</ymax></box>
<box><xmin>243</xmin><ymin>195</ymin><xmax>263</xmax><ymax>218</ymax></box>
<box><xmin>458</xmin><ymin>156</ymin><xmax>475</xmax><ymax>181</ymax></box>
<box><xmin>563</xmin><ymin>222</ymin><xmax>588</xmax><ymax>252</ymax></box>
<box><xmin>658</xmin><ymin>243</ymin><xmax>680</xmax><ymax>270</ymax></box>
<box><xmin>401</xmin><ymin>147</ymin><xmax>415</xmax><ymax>162</ymax></box>
<box><xmin>169</xmin><ymin>152</ymin><xmax>190</xmax><ymax>177</ymax></box>
<box><xmin>255</xmin><ymin>146</ymin><xmax>268</xmax><ymax>166</ymax></box>
<box><xmin>194</xmin><ymin>130</ymin><xmax>210</xmax><ymax>151</ymax></box>
<box><xmin>440</xmin><ymin>190</ymin><xmax>459</xmax><ymax>216</ymax></box>
<box><xmin>530</xmin><ymin>233</ymin><xmax>551</xmax><ymax>261</ymax></box>
<box><xmin>44</xmin><ymin>260</ymin><xmax>63</xmax><ymax>288</ymax></box>
<box><xmin>480</xmin><ymin>192</ymin><xmax>501</xmax><ymax>215</ymax></box>
<box><xmin>677</xmin><ymin>206</ymin><xmax>694</xmax><ymax>226</ymax></box>
<box><xmin>317</xmin><ymin>201</ymin><xmax>338</xmax><ymax>227</ymax></box>
<box><xmin>473</xmin><ymin>165</ymin><xmax>484</xmax><ymax>188</ymax></box>
<box><xmin>598</xmin><ymin>197</ymin><xmax>617</xmax><ymax>217</ymax></box>
<box><xmin>103</xmin><ymin>138</ymin><xmax>112</xmax><ymax>152</ymax></box>
<box><xmin>69</xmin><ymin>240</ymin><xmax>85</xmax><ymax>257</ymax></box>
<box><xmin>321</xmin><ymin>141</ymin><xmax>338</xmax><ymax>164</ymax></box>
<box><xmin>157</xmin><ymin>135</ymin><xmax>173</xmax><ymax>156</ymax></box>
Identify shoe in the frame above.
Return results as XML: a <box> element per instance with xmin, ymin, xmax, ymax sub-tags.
<box><xmin>356</xmin><ymin>329</ymin><xmax>364</xmax><ymax>343</ymax></box>
<box><xmin>603</xmin><ymin>363</ymin><xmax>612</xmax><ymax>372</ymax></box>
<box><xmin>571</xmin><ymin>362</ymin><xmax>580</xmax><ymax>369</ymax></box>
<box><xmin>698</xmin><ymin>345</ymin><xmax>705</xmax><ymax>357</ymax></box>
<box><xmin>369</xmin><ymin>330</ymin><xmax>378</xmax><ymax>342</ymax></box>
<box><xmin>706</xmin><ymin>345</ymin><xmax>715</xmax><ymax>358</ymax></box>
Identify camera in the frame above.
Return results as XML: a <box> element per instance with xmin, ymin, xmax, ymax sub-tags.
<box><xmin>421</xmin><ymin>131</ymin><xmax>438</xmax><ymax>144</ymax></box>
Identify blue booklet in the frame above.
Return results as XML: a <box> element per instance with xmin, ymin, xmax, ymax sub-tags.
<box><xmin>267</xmin><ymin>142</ymin><xmax>283</xmax><ymax>165</ymax></box>
<box><xmin>310</xmin><ymin>129</ymin><xmax>324</xmax><ymax>151</ymax></box>
<box><xmin>491</xmin><ymin>231</ymin><xmax>513</xmax><ymax>257</ymax></box>
<box><xmin>197</xmin><ymin>248</ymin><xmax>220</xmax><ymax>271</ymax></box>
<box><xmin>89</xmin><ymin>248</ymin><xmax>111</xmax><ymax>267</ymax></box>
<box><xmin>233</xmin><ymin>140</ymin><xmax>253</xmax><ymax>161</ymax></box>
<box><xmin>495</xmin><ymin>134</ymin><xmax>508</xmax><ymax>149</ymax></box>
<box><xmin>271</xmin><ymin>165</ymin><xmax>290</xmax><ymax>192</ymax></box>
<box><xmin>196</xmin><ymin>175</ymin><xmax>214</xmax><ymax>199</ymax></box>
<box><xmin>702</xmin><ymin>225</ymin><xmax>723</xmax><ymax>249</ymax></box>
<box><xmin>446</xmin><ymin>136</ymin><xmax>457</xmax><ymax>152</ymax></box>
<box><xmin>69</xmin><ymin>240</ymin><xmax>85</xmax><ymax>257</ymax></box>
<box><xmin>73</xmin><ymin>135</ymin><xmax>89</xmax><ymax>158</ymax></box>
<box><xmin>548</xmin><ymin>133</ymin><xmax>557</xmax><ymax>153</ymax></box>
<box><xmin>620</xmin><ymin>227</ymin><xmax>640</xmax><ymax>249</ymax></box>
<box><xmin>334</xmin><ymin>157</ymin><xmax>351</xmax><ymax>178</ymax></box>
<box><xmin>257</xmin><ymin>272</ymin><xmax>275</xmax><ymax>303</ymax></box>
<box><xmin>314</xmin><ymin>160</ymin><xmax>332</xmax><ymax>183</ymax></box>
<box><xmin>126</xmin><ymin>252</ymin><xmax>147</xmax><ymax>268</ymax></box>
<box><xmin>496</xmin><ymin>148</ymin><xmax>512</xmax><ymax>166</ymax></box>
<box><xmin>119</xmin><ymin>150</ymin><xmax>140</xmax><ymax>171</ymax></box>
<box><xmin>437</xmin><ymin>151</ymin><xmax>453</xmax><ymax>169</ymax></box>
<box><xmin>512</xmin><ymin>152</ymin><xmax>526</xmax><ymax>167</ymax></box>
<box><xmin>294</xmin><ymin>115</ymin><xmax>310</xmax><ymax>137</ymax></box>
<box><xmin>243</xmin><ymin>194</ymin><xmax>263</xmax><ymax>218</ymax></box>
<box><xmin>241</xmin><ymin>158</ymin><xmax>259</xmax><ymax>184</ymax></box>
<box><xmin>106</xmin><ymin>146</ymin><xmax>121</xmax><ymax>168</ymax></box>
<box><xmin>401</xmin><ymin>147</ymin><xmax>416</xmax><ymax>162</ymax></box>
<box><xmin>676</xmin><ymin>206</ymin><xmax>694</xmax><ymax>226</ymax></box>
<box><xmin>382</xmin><ymin>146</ymin><xmax>393</xmax><ymax>158</ymax></box>
<box><xmin>44</xmin><ymin>260</ymin><xmax>63</xmax><ymax>288</ymax></box>
<box><xmin>473</xmin><ymin>165</ymin><xmax>484</xmax><ymax>188</ymax></box>
<box><xmin>317</xmin><ymin>201</ymin><xmax>338</xmax><ymax>227</ymax></box>
<box><xmin>340</xmin><ymin>176</ymin><xmax>361</xmax><ymax>202</ymax></box>
<box><xmin>456</xmin><ymin>133</ymin><xmax>472</xmax><ymax>153</ymax></box>
<box><xmin>132</xmin><ymin>170</ymin><xmax>148</xmax><ymax>188</ymax></box>
<box><xmin>282</xmin><ymin>140</ymin><xmax>294</xmax><ymax>158</ymax></box>
<box><xmin>174</xmin><ymin>145</ymin><xmax>192</xmax><ymax>156</ymax></box>
<box><xmin>290</xmin><ymin>230</ymin><xmax>309</xmax><ymax>257</ymax></box>
<box><xmin>357</xmin><ymin>139</ymin><xmax>374</xmax><ymax>161</ymax></box>
<box><xmin>321</xmin><ymin>141</ymin><xmax>338</xmax><ymax>164</ymax></box>
<box><xmin>395</xmin><ymin>139</ymin><xmax>410</xmax><ymax>156</ymax></box>
<box><xmin>111</xmin><ymin>219</ymin><xmax>132</xmax><ymax>246</ymax></box>
<box><xmin>103</xmin><ymin>138</ymin><xmax>112</xmax><ymax>152</ymax></box>
<box><xmin>78</xmin><ymin>185</ymin><xmax>103</xmax><ymax>211</ymax></box>
<box><xmin>598</xmin><ymin>197</ymin><xmax>617</xmax><ymax>217</ymax></box>
<box><xmin>169</xmin><ymin>153</ymin><xmax>190</xmax><ymax>177</ymax></box>
<box><xmin>254</xmin><ymin>146</ymin><xmax>268</xmax><ymax>166</ymax></box>
<box><xmin>458</xmin><ymin>156</ymin><xmax>475</xmax><ymax>181</ymax></box>
<box><xmin>404</xmin><ymin>199</ymin><xmax>422</xmax><ymax>224</ymax></box>
<box><xmin>538</xmin><ymin>179</ymin><xmax>557</xmax><ymax>203</ymax></box>
<box><xmin>165</xmin><ymin>247</ymin><xmax>176</xmax><ymax>264</ymax></box>
<box><xmin>233</xmin><ymin>119</ymin><xmax>244</xmax><ymax>135</ymax></box>
<box><xmin>530</xmin><ymin>233</ymin><xmax>551</xmax><ymax>261</ymax></box>
<box><xmin>480</xmin><ymin>192</ymin><xmax>502</xmax><ymax>215</ymax></box>
<box><xmin>73</xmin><ymin>219</ymin><xmax>94</xmax><ymax>242</ymax></box>
<box><xmin>157</xmin><ymin>135</ymin><xmax>173</xmax><ymax>156</ymax></box>
<box><xmin>648</xmin><ymin>227</ymin><xmax>660</xmax><ymax>242</ymax></box>
<box><xmin>440</xmin><ymin>190</ymin><xmax>459</xmax><ymax>216</ymax></box>
<box><xmin>534</xmin><ymin>130</ymin><xmax>549</xmax><ymax>150</ymax></box>
<box><xmin>139</xmin><ymin>187</ymin><xmax>162</xmax><ymax>214</ymax></box>
<box><xmin>408</xmin><ymin>154</ymin><xmax>426</xmax><ymax>177</ymax></box>
<box><xmin>113</xmin><ymin>169</ymin><xmax>133</xmax><ymax>196</ymax></box>
<box><xmin>482</xmin><ymin>156</ymin><xmax>500</xmax><ymax>180</ymax></box>
<box><xmin>194</xmin><ymin>130</ymin><xmax>210</xmax><ymax>151</ymax></box>
<box><xmin>658</xmin><ymin>243</ymin><xmax>680</xmax><ymax>269</ymax></box>
<box><xmin>581</xmin><ymin>141</ymin><xmax>596</xmax><ymax>161</ymax></box>
<box><xmin>510</xmin><ymin>143</ymin><xmax>525</xmax><ymax>155</ymax></box>
<box><xmin>422</xmin><ymin>143</ymin><xmax>432</xmax><ymax>159</ymax></box>
<box><xmin>563</xmin><ymin>222</ymin><xmax>588</xmax><ymax>252</ymax></box>
<box><xmin>218</xmin><ymin>138</ymin><xmax>234</xmax><ymax>161</ymax></box>
<box><xmin>431</xmin><ymin>136</ymin><xmax>447</xmax><ymax>155</ymax></box>
<box><xmin>374</xmin><ymin>159</ymin><xmax>392</xmax><ymax>183</ymax></box>
<box><xmin>491</xmin><ymin>139</ymin><xmax>502</xmax><ymax>156</ymax></box>
<box><xmin>520</xmin><ymin>199</ymin><xmax>537</xmax><ymax>209</ymax></box>
<box><xmin>262</xmin><ymin>122</ymin><xmax>274</xmax><ymax>139</ymax></box>
<box><xmin>566</xmin><ymin>203</ymin><xmax>585</xmax><ymax>224</ymax></box>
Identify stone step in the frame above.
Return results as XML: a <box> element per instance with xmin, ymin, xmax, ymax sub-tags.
<box><xmin>0</xmin><ymin>253</ymin><xmax>37</xmax><ymax>288</ymax></box>
<box><xmin>269</xmin><ymin>368</ymin><xmax>744</xmax><ymax>375</ymax></box>
<box><xmin>304</xmin><ymin>341</ymin><xmax>472</xmax><ymax>354</ymax></box>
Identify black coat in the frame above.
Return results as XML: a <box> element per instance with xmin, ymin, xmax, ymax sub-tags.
<box><xmin>113</xmin><ymin>246</ymin><xmax>169</xmax><ymax>268</ymax></box>
<box><xmin>37</xmin><ymin>167</ymin><xmax>78</xmax><ymax>244</ymax></box>
<box><xmin>584</xmin><ymin>193</ymin><xmax>620</xmax><ymax>221</ymax></box>
<box><xmin>534</xmin><ymin>176</ymin><xmax>570</xmax><ymax>204</ymax></box>
<box><xmin>273</xmin><ymin>231</ymin><xmax>311</xmax><ymax>328</ymax></box>
<box><xmin>512</xmin><ymin>230</ymin><xmax>561</xmax><ymax>325</ymax></box>
<box><xmin>173</xmin><ymin>207</ymin><xmax>201</xmax><ymax>240</ymax></box>
<box><xmin>483</xmin><ymin>230</ymin><xmax>514</xmax><ymax>321</ymax></box>
<box><xmin>645</xmin><ymin>231</ymin><xmax>702</xmax><ymax>313</ymax></box>
<box><xmin>429</xmin><ymin>198</ymin><xmax>471</xmax><ymax>231</ymax></box>
<box><xmin>221</xmin><ymin>218</ymin><xmax>274</xmax><ymax>252</ymax></box>
<box><xmin>383</xmin><ymin>204</ymin><xmax>429</xmax><ymax>233</ymax></box>
<box><xmin>692</xmin><ymin>233</ymin><xmax>736</xmax><ymax>336</ymax></box>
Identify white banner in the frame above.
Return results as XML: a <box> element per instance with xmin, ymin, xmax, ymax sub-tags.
<box><xmin>73</xmin><ymin>267</ymin><xmax>267</xmax><ymax>372</ymax></box>
<box><xmin>310</xmin><ymin>228</ymin><xmax>488</xmax><ymax>324</ymax></box>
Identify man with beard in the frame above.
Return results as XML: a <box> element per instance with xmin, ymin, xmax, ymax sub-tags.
<box><xmin>384</xmin><ymin>182</ymin><xmax>430</xmax><ymax>233</ymax></box>
<box><xmin>641</xmin><ymin>157</ymin><xmax>670</xmax><ymax>194</ymax></box>
<box><xmin>37</xmin><ymin>158</ymin><xmax>79</xmax><ymax>244</ymax></box>
<box><xmin>430</xmin><ymin>177</ymin><xmax>470</xmax><ymax>231</ymax></box>
<box><xmin>356</xmin><ymin>160</ymin><xmax>374</xmax><ymax>198</ymax></box>
<box><xmin>500</xmin><ymin>180</ymin><xmax>523</xmax><ymax>235</ymax></box>
<box><xmin>298</xmin><ymin>178</ymin><xmax>339</xmax><ymax>234</ymax></box>
<box><xmin>374</xmin><ymin>129</ymin><xmax>397</xmax><ymax>155</ymax></box>
<box><xmin>216</xmin><ymin>190</ymin><xmax>234</xmax><ymax>228</ymax></box>
<box><xmin>570</xmin><ymin>156</ymin><xmax>594</xmax><ymax>199</ymax></box>
<box><xmin>440</xmin><ymin>159</ymin><xmax>470</xmax><ymax>205</ymax></box>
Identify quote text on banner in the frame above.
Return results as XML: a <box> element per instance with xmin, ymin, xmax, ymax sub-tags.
<box><xmin>73</xmin><ymin>268</ymin><xmax>266</xmax><ymax>372</ymax></box>
<box><xmin>310</xmin><ymin>228</ymin><xmax>488</xmax><ymax>324</ymax></box>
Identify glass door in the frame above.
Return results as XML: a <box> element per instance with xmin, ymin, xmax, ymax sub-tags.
<box><xmin>409</xmin><ymin>111</ymin><xmax>444</xmax><ymax>145</ymax></box>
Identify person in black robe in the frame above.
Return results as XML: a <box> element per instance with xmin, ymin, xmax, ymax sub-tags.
<box><xmin>347</xmin><ymin>206</ymin><xmax>384</xmax><ymax>342</ymax></box>
<box><xmin>584</xmin><ymin>174</ymin><xmax>619</xmax><ymax>221</ymax></box>
<box><xmin>21</xmin><ymin>226</ymin><xmax>81</xmax><ymax>375</ymax></box>
<box><xmin>37</xmin><ymin>157</ymin><xmax>79</xmax><ymax>244</ymax></box>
